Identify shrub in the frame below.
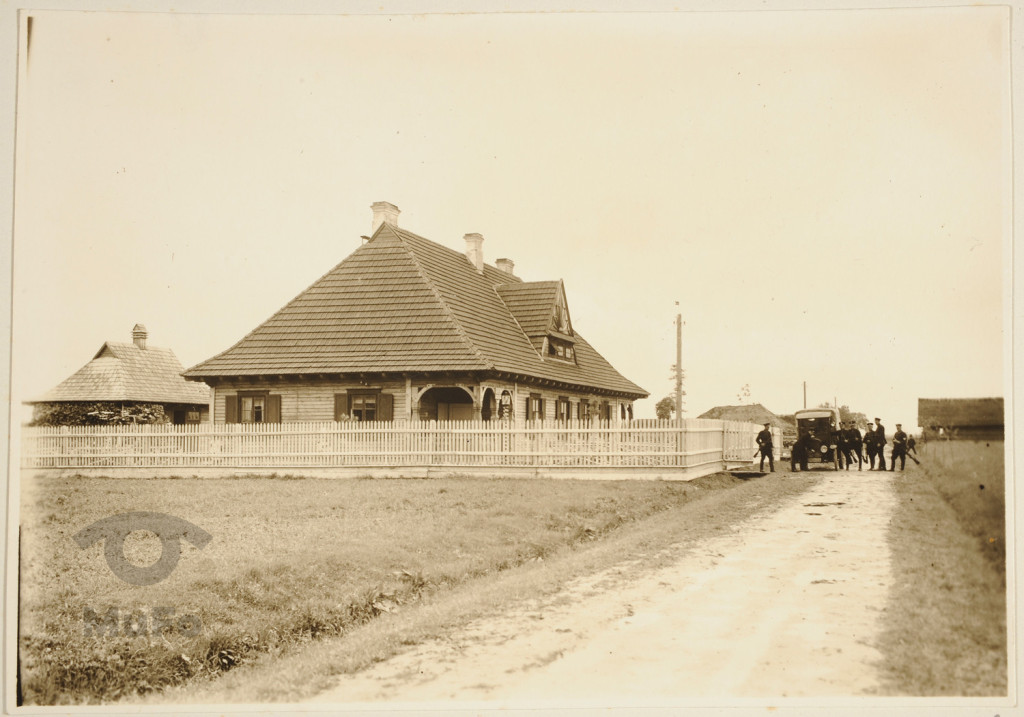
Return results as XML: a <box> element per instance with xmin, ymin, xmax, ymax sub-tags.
<box><xmin>30</xmin><ymin>402</ymin><xmax>167</xmax><ymax>426</ymax></box>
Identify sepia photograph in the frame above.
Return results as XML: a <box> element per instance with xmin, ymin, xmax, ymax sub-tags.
<box><xmin>2</xmin><ymin>1</ymin><xmax>1016</xmax><ymax>714</ymax></box>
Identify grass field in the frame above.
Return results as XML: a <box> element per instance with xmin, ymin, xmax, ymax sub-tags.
<box><xmin>874</xmin><ymin>440</ymin><xmax>1007</xmax><ymax>695</ymax></box>
<box><xmin>18</xmin><ymin>472</ymin><xmax>759</xmax><ymax>705</ymax></box>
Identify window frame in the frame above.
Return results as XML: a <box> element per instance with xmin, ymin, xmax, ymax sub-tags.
<box><xmin>348</xmin><ymin>389</ymin><xmax>378</xmax><ymax>422</ymax></box>
<box><xmin>528</xmin><ymin>393</ymin><xmax>545</xmax><ymax>422</ymax></box>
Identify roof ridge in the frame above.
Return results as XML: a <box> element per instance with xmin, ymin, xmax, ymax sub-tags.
<box><xmin>391</xmin><ymin>227</ymin><xmax>495</xmax><ymax>371</ymax></box>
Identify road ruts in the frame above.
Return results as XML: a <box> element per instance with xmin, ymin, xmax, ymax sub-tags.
<box><xmin>311</xmin><ymin>470</ymin><xmax>897</xmax><ymax>705</ymax></box>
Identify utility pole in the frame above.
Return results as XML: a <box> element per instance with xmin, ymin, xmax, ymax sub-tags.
<box><xmin>803</xmin><ymin>381</ymin><xmax>806</xmax><ymax>409</ymax></box>
<box><xmin>675</xmin><ymin>307</ymin><xmax>683</xmax><ymax>426</ymax></box>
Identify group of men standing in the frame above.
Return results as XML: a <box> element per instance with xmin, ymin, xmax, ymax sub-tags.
<box><xmin>835</xmin><ymin>418</ymin><xmax>915</xmax><ymax>471</ymax></box>
<box><xmin>758</xmin><ymin>417</ymin><xmax>918</xmax><ymax>473</ymax></box>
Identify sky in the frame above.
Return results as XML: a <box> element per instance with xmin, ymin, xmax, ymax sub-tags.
<box><xmin>7</xmin><ymin>3</ymin><xmax>1011</xmax><ymax>429</ymax></box>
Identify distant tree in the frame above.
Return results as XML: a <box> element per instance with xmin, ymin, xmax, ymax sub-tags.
<box><xmin>816</xmin><ymin>403</ymin><xmax>868</xmax><ymax>428</ymax></box>
<box><xmin>665</xmin><ymin>364</ymin><xmax>687</xmax><ymax>417</ymax></box>
<box><xmin>656</xmin><ymin>396</ymin><xmax>676</xmax><ymax>420</ymax></box>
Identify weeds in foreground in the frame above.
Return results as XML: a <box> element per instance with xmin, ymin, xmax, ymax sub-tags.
<box><xmin>20</xmin><ymin>474</ymin><xmax>724</xmax><ymax>704</ymax></box>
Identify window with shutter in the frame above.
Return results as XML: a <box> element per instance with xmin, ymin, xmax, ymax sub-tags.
<box><xmin>348</xmin><ymin>390</ymin><xmax>378</xmax><ymax>421</ymax></box>
<box><xmin>234</xmin><ymin>392</ymin><xmax>274</xmax><ymax>423</ymax></box>
<box><xmin>529</xmin><ymin>393</ymin><xmax>544</xmax><ymax>421</ymax></box>
<box><xmin>556</xmin><ymin>396</ymin><xmax>570</xmax><ymax>422</ymax></box>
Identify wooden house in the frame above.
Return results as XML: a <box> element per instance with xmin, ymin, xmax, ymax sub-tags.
<box><xmin>28</xmin><ymin>324</ymin><xmax>210</xmax><ymax>425</ymax></box>
<box><xmin>918</xmin><ymin>397</ymin><xmax>1004</xmax><ymax>440</ymax></box>
<box><xmin>183</xmin><ymin>202</ymin><xmax>647</xmax><ymax>423</ymax></box>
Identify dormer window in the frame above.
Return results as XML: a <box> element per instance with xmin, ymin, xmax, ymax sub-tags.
<box><xmin>547</xmin><ymin>337</ymin><xmax>576</xmax><ymax>363</ymax></box>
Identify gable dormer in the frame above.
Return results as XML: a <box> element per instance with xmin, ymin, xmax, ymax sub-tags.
<box><xmin>495</xmin><ymin>280</ymin><xmax>577</xmax><ymax>364</ymax></box>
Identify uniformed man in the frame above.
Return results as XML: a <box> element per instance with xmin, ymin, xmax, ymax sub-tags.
<box><xmin>844</xmin><ymin>421</ymin><xmax>863</xmax><ymax>471</ymax></box>
<box><xmin>873</xmin><ymin>418</ymin><xmax>887</xmax><ymax>471</ymax></box>
<box><xmin>906</xmin><ymin>434</ymin><xmax>921</xmax><ymax>465</ymax></box>
<box><xmin>791</xmin><ymin>428</ymin><xmax>810</xmax><ymax>471</ymax></box>
<box><xmin>864</xmin><ymin>420</ymin><xmax>878</xmax><ymax>469</ymax></box>
<box><xmin>835</xmin><ymin>422</ymin><xmax>850</xmax><ymax>469</ymax></box>
<box><xmin>890</xmin><ymin>423</ymin><xmax>908</xmax><ymax>471</ymax></box>
<box><xmin>756</xmin><ymin>422</ymin><xmax>775</xmax><ymax>472</ymax></box>
<box><xmin>831</xmin><ymin>419</ymin><xmax>847</xmax><ymax>471</ymax></box>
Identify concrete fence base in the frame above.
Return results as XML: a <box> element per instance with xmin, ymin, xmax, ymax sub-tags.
<box><xmin>24</xmin><ymin>459</ymin><xmax>759</xmax><ymax>482</ymax></box>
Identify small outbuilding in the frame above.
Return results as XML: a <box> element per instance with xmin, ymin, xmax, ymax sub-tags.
<box><xmin>27</xmin><ymin>324</ymin><xmax>210</xmax><ymax>425</ymax></box>
<box><xmin>918</xmin><ymin>397</ymin><xmax>1004</xmax><ymax>440</ymax></box>
<box><xmin>699</xmin><ymin>404</ymin><xmax>795</xmax><ymax>445</ymax></box>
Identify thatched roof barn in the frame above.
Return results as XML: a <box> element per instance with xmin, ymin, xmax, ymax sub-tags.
<box><xmin>918</xmin><ymin>397</ymin><xmax>1004</xmax><ymax>440</ymax></box>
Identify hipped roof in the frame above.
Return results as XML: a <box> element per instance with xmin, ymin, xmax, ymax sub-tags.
<box><xmin>31</xmin><ymin>342</ymin><xmax>210</xmax><ymax>405</ymax></box>
<box><xmin>185</xmin><ymin>223</ymin><xmax>647</xmax><ymax>398</ymax></box>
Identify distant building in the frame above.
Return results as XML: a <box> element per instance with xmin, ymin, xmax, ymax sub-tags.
<box><xmin>917</xmin><ymin>397</ymin><xmax>1004</xmax><ymax>440</ymax></box>
<box><xmin>699</xmin><ymin>403</ymin><xmax>792</xmax><ymax>429</ymax></box>
<box><xmin>27</xmin><ymin>324</ymin><xmax>210</xmax><ymax>425</ymax></box>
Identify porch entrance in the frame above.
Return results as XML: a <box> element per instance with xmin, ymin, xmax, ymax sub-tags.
<box><xmin>418</xmin><ymin>386</ymin><xmax>475</xmax><ymax>421</ymax></box>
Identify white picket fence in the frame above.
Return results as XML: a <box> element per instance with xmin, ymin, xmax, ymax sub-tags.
<box><xmin>20</xmin><ymin>419</ymin><xmax>776</xmax><ymax>473</ymax></box>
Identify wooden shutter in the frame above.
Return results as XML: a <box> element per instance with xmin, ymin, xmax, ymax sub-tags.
<box><xmin>378</xmin><ymin>392</ymin><xmax>394</xmax><ymax>421</ymax></box>
<box><xmin>334</xmin><ymin>393</ymin><xmax>348</xmax><ymax>421</ymax></box>
<box><xmin>266</xmin><ymin>395</ymin><xmax>282</xmax><ymax>423</ymax></box>
<box><xmin>224</xmin><ymin>395</ymin><xmax>238</xmax><ymax>424</ymax></box>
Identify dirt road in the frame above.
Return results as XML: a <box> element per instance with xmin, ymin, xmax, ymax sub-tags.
<box><xmin>311</xmin><ymin>469</ymin><xmax>897</xmax><ymax>704</ymax></box>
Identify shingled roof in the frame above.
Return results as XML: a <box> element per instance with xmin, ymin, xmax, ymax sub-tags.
<box><xmin>31</xmin><ymin>340</ymin><xmax>210</xmax><ymax>405</ymax></box>
<box><xmin>185</xmin><ymin>222</ymin><xmax>647</xmax><ymax>398</ymax></box>
<box><xmin>918</xmin><ymin>397</ymin><xmax>1004</xmax><ymax>427</ymax></box>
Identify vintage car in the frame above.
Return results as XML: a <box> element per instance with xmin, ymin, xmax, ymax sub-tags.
<box><xmin>791</xmin><ymin>407</ymin><xmax>842</xmax><ymax>470</ymax></box>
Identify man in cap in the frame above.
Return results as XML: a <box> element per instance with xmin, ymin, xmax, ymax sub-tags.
<box><xmin>890</xmin><ymin>423</ymin><xmax>908</xmax><ymax>471</ymax></box>
<box><xmin>756</xmin><ymin>422</ymin><xmax>775</xmax><ymax>472</ymax></box>
<box><xmin>844</xmin><ymin>420</ymin><xmax>864</xmax><ymax>470</ymax></box>
<box><xmin>873</xmin><ymin>418</ymin><xmax>887</xmax><ymax>470</ymax></box>
<box><xmin>863</xmin><ymin>420</ymin><xmax>878</xmax><ymax>469</ymax></box>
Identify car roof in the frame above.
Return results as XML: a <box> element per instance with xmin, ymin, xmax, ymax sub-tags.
<box><xmin>794</xmin><ymin>408</ymin><xmax>840</xmax><ymax>419</ymax></box>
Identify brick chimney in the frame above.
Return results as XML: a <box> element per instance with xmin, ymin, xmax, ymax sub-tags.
<box><xmin>371</xmin><ymin>201</ymin><xmax>400</xmax><ymax>233</ymax></box>
<box><xmin>464</xmin><ymin>233</ymin><xmax>484</xmax><ymax>273</ymax></box>
<box><xmin>132</xmin><ymin>323</ymin><xmax>147</xmax><ymax>350</ymax></box>
<box><xmin>495</xmin><ymin>258</ymin><xmax>514</xmax><ymax>276</ymax></box>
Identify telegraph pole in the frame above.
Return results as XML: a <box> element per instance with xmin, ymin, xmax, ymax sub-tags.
<box><xmin>803</xmin><ymin>381</ymin><xmax>806</xmax><ymax>409</ymax></box>
<box><xmin>675</xmin><ymin>307</ymin><xmax>683</xmax><ymax>426</ymax></box>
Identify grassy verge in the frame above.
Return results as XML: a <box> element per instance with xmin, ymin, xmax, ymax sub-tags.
<box><xmin>149</xmin><ymin>470</ymin><xmax>819</xmax><ymax>704</ymax></box>
<box><xmin>917</xmin><ymin>439</ymin><xmax>1005</xmax><ymax>578</ymax></box>
<box><xmin>19</xmin><ymin>471</ymin><xmax>804</xmax><ymax>705</ymax></box>
<box><xmin>874</xmin><ymin>457</ymin><xmax>1007</xmax><ymax>695</ymax></box>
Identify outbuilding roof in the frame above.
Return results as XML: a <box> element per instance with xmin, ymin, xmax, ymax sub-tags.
<box><xmin>184</xmin><ymin>222</ymin><xmax>647</xmax><ymax>398</ymax></box>
<box><xmin>698</xmin><ymin>403</ymin><xmax>790</xmax><ymax>427</ymax></box>
<box><xmin>918</xmin><ymin>397</ymin><xmax>1004</xmax><ymax>428</ymax></box>
<box><xmin>31</xmin><ymin>341</ymin><xmax>210</xmax><ymax>405</ymax></box>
